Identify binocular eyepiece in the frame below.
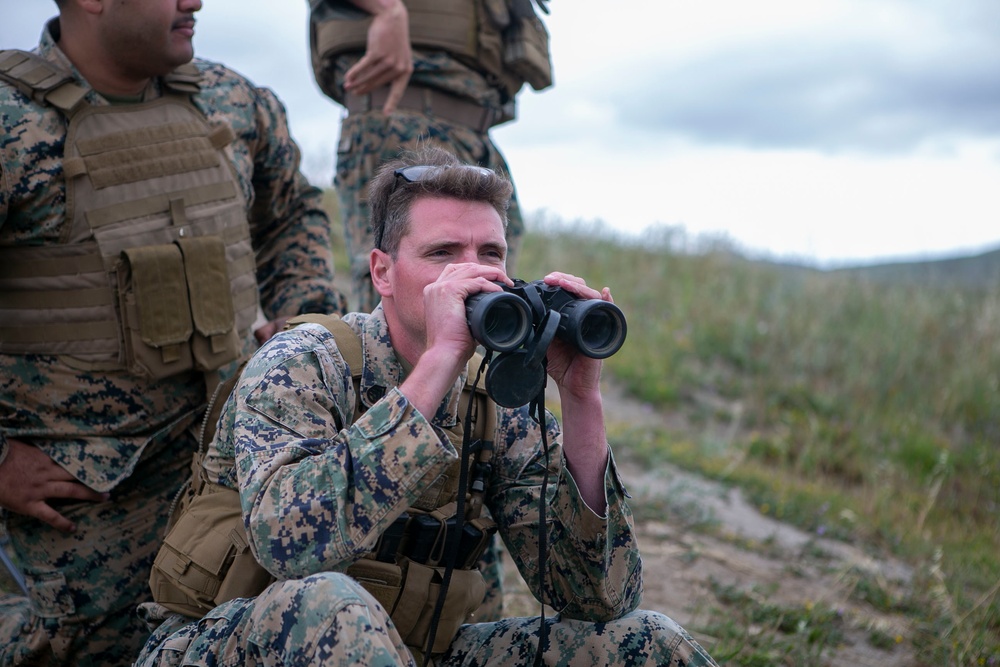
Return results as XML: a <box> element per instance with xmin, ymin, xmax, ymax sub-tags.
<box><xmin>465</xmin><ymin>279</ymin><xmax>628</xmax><ymax>359</ymax></box>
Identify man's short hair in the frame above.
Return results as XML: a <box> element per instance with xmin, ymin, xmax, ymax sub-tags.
<box><xmin>369</xmin><ymin>146</ymin><xmax>513</xmax><ymax>256</ymax></box>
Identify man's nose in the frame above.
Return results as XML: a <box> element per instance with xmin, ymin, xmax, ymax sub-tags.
<box><xmin>459</xmin><ymin>250</ymin><xmax>483</xmax><ymax>264</ymax></box>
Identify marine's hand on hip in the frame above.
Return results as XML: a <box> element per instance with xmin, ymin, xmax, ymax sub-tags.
<box><xmin>343</xmin><ymin>0</ymin><xmax>413</xmax><ymax>113</ymax></box>
<box><xmin>0</xmin><ymin>438</ymin><xmax>108</xmax><ymax>533</ymax></box>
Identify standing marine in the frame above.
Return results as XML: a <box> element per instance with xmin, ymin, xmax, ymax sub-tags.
<box><xmin>0</xmin><ymin>0</ymin><xmax>345</xmax><ymax>664</ymax></box>
<box><xmin>308</xmin><ymin>0</ymin><xmax>554</xmax><ymax>311</ymax></box>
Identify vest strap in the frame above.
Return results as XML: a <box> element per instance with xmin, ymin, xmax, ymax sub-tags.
<box><xmin>344</xmin><ymin>85</ymin><xmax>498</xmax><ymax>132</ymax></box>
<box><xmin>0</xmin><ymin>249</ymin><xmax>105</xmax><ymax>279</ymax></box>
<box><xmin>0</xmin><ymin>320</ymin><xmax>118</xmax><ymax>345</ymax></box>
<box><xmin>86</xmin><ymin>182</ymin><xmax>238</xmax><ymax>229</ymax></box>
<box><xmin>0</xmin><ymin>49</ymin><xmax>88</xmax><ymax>113</ymax></box>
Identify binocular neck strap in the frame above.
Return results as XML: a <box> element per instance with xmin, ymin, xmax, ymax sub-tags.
<box><xmin>525</xmin><ymin>309</ymin><xmax>559</xmax><ymax>369</ymax></box>
<box><xmin>421</xmin><ymin>355</ymin><xmax>489</xmax><ymax>664</ymax></box>
<box><xmin>530</xmin><ymin>381</ymin><xmax>551</xmax><ymax>667</ymax></box>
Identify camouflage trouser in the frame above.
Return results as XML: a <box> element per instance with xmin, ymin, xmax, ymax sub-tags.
<box><xmin>0</xmin><ymin>433</ymin><xmax>196</xmax><ymax>667</ymax></box>
<box><xmin>135</xmin><ymin>573</ymin><xmax>719</xmax><ymax>666</ymax></box>
<box><xmin>334</xmin><ymin>108</ymin><xmax>525</xmax><ymax>313</ymax></box>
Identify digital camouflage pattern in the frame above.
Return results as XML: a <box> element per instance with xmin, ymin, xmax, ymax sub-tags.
<box><xmin>330</xmin><ymin>51</ymin><xmax>525</xmax><ymax>312</ymax></box>
<box><xmin>0</xmin><ymin>20</ymin><xmax>345</xmax><ymax>667</ymax></box>
<box><xmin>134</xmin><ymin>308</ymin><xmax>719</xmax><ymax>666</ymax></box>
<box><xmin>0</xmin><ymin>438</ymin><xmax>193</xmax><ymax>667</ymax></box>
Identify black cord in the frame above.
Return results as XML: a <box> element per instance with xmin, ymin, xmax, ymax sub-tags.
<box><xmin>531</xmin><ymin>375</ymin><xmax>550</xmax><ymax>667</ymax></box>
<box><xmin>421</xmin><ymin>357</ymin><xmax>488</xmax><ymax>664</ymax></box>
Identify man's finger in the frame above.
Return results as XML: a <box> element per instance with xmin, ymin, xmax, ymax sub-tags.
<box><xmin>380</xmin><ymin>77</ymin><xmax>409</xmax><ymax>114</ymax></box>
<box><xmin>31</xmin><ymin>502</ymin><xmax>76</xmax><ymax>534</ymax></box>
<box><xmin>48</xmin><ymin>480</ymin><xmax>109</xmax><ymax>504</ymax></box>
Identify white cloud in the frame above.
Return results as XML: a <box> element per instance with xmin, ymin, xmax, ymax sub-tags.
<box><xmin>4</xmin><ymin>0</ymin><xmax>1000</xmax><ymax>264</ymax></box>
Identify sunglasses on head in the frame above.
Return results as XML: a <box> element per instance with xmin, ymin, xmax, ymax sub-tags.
<box><xmin>374</xmin><ymin>164</ymin><xmax>495</xmax><ymax>250</ymax></box>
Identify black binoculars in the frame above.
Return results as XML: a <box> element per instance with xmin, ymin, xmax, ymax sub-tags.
<box><xmin>464</xmin><ymin>279</ymin><xmax>627</xmax><ymax>407</ymax></box>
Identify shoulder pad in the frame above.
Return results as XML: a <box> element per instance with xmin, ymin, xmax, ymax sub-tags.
<box><xmin>0</xmin><ymin>49</ymin><xmax>88</xmax><ymax>114</ymax></box>
<box><xmin>285</xmin><ymin>313</ymin><xmax>363</xmax><ymax>377</ymax></box>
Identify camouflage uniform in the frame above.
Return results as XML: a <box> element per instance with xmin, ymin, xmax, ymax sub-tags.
<box><xmin>327</xmin><ymin>49</ymin><xmax>526</xmax><ymax>313</ymax></box>
<box><xmin>0</xmin><ymin>20</ymin><xmax>345</xmax><ymax>667</ymax></box>
<box><xmin>135</xmin><ymin>309</ymin><xmax>719</xmax><ymax>666</ymax></box>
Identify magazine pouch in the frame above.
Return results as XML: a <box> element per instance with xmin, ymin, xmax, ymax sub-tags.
<box><xmin>502</xmin><ymin>0</ymin><xmax>553</xmax><ymax>91</ymax></box>
<box><xmin>118</xmin><ymin>244</ymin><xmax>194</xmax><ymax>379</ymax></box>
<box><xmin>176</xmin><ymin>236</ymin><xmax>241</xmax><ymax>371</ymax></box>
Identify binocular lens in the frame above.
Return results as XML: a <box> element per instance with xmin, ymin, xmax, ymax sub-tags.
<box><xmin>560</xmin><ymin>301</ymin><xmax>628</xmax><ymax>359</ymax></box>
<box><xmin>466</xmin><ymin>292</ymin><xmax>532</xmax><ymax>352</ymax></box>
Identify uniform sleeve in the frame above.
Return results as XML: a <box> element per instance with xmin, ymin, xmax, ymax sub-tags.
<box><xmin>0</xmin><ymin>156</ymin><xmax>8</xmax><ymax>229</ymax></box>
<box><xmin>246</xmin><ymin>86</ymin><xmax>347</xmax><ymax>319</ymax></box>
<box><xmin>488</xmin><ymin>406</ymin><xmax>643</xmax><ymax>622</ymax></box>
<box><xmin>228</xmin><ymin>325</ymin><xmax>457</xmax><ymax>579</ymax></box>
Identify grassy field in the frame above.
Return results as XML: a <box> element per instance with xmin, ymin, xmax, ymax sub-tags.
<box><xmin>513</xmin><ymin>217</ymin><xmax>1000</xmax><ymax>665</ymax></box>
<box><xmin>2</xmin><ymin>199</ymin><xmax>996</xmax><ymax>663</ymax></box>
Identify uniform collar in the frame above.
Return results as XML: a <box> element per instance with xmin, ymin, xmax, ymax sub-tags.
<box><xmin>358</xmin><ymin>305</ymin><xmax>468</xmax><ymax>428</ymax></box>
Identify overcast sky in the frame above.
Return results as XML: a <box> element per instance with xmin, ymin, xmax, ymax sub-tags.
<box><xmin>5</xmin><ymin>0</ymin><xmax>1000</xmax><ymax>266</ymax></box>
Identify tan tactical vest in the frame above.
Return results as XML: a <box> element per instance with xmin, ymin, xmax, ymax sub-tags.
<box><xmin>0</xmin><ymin>50</ymin><xmax>257</xmax><ymax>379</ymax></box>
<box><xmin>310</xmin><ymin>0</ymin><xmax>553</xmax><ymax>108</ymax></box>
<box><xmin>150</xmin><ymin>314</ymin><xmax>497</xmax><ymax>660</ymax></box>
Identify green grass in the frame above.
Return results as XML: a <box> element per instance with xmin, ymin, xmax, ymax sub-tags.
<box><xmin>702</xmin><ymin>578</ymin><xmax>852</xmax><ymax>665</ymax></box>
<box><xmin>516</xmin><ymin>216</ymin><xmax>1000</xmax><ymax>666</ymax></box>
<box><xmin>3</xmin><ymin>203</ymin><xmax>997</xmax><ymax>664</ymax></box>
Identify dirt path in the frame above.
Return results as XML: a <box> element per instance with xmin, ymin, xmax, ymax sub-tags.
<box><xmin>0</xmin><ymin>370</ymin><xmax>921</xmax><ymax>664</ymax></box>
<box><xmin>500</xmin><ymin>379</ymin><xmax>919</xmax><ymax>666</ymax></box>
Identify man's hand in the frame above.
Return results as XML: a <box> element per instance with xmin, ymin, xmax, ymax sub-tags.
<box><xmin>399</xmin><ymin>263</ymin><xmax>510</xmax><ymax>419</ymax></box>
<box><xmin>422</xmin><ymin>263</ymin><xmax>511</xmax><ymax>363</ymax></box>
<box><xmin>254</xmin><ymin>316</ymin><xmax>291</xmax><ymax>345</ymax></box>
<box><xmin>343</xmin><ymin>0</ymin><xmax>413</xmax><ymax>113</ymax></box>
<box><xmin>0</xmin><ymin>438</ymin><xmax>108</xmax><ymax>533</ymax></box>
<box><xmin>538</xmin><ymin>272</ymin><xmax>613</xmax><ymax>513</ymax></box>
<box><xmin>541</xmin><ymin>272</ymin><xmax>610</xmax><ymax>398</ymax></box>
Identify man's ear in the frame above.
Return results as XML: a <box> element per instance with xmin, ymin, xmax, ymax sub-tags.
<box><xmin>76</xmin><ymin>0</ymin><xmax>105</xmax><ymax>15</ymax></box>
<box><xmin>370</xmin><ymin>248</ymin><xmax>393</xmax><ymax>298</ymax></box>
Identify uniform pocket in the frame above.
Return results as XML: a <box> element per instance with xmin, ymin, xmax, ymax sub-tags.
<box><xmin>176</xmin><ymin>236</ymin><xmax>240</xmax><ymax>372</ymax></box>
<box><xmin>392</xmin><ymin>559</ymin><xmax>486</xmax><ymax>655</ymax></box>
<box><xmin>118</xmin><ymin>244</ymin><xmax>194</xmax><ymax>379</ymax></box>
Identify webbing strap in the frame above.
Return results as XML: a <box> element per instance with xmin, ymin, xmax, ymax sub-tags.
<box><xmin>0</xmin><ymin>320</ymin><xmax>117</xmax><ymax>345</ymax></box>
<box><xmin>0</xmin><ymin>251</ymin><xmax>104</xmax><ymax>279</ymax></box>
<box><xmin>346</xmin><ymin>86</ymin><xmax>498</xmax><ymax>133</ymax></box>
<box><xmin>0</xmin><ymin>286</ymin><xmax>111</xmax><ymax>310</ymax></box>
<box><xmin>208</xmin><ymin>124</ymin><xmax>235</xmax><ymax>149</ymax></box>
<box><xmin>86</xmin><ymin>139</ymin><xmax>220</xmax><ymax>190</ymax></box>
<box><xmin>0</xmin><ymin>49</ymin><xmax>88</xmax><ymax>113</ymax></box>
<box><xmin>77</xmin><ymin>121</ymin><xmax>208</xmax><ymax>156</ymax></box>
<box><xmin>313</xmin><ymin>0</ymin><xmax>475</xmax><ymax>63</ymax></box>
<box><xmin>85</xmin><ymin>182</ymin><xmax>238</xmax><ymax>229</ymax></box>
<box><xmin>282</xmin><ymin>314</ymin><xmax>493</xmax><ymax>444</ymax></box>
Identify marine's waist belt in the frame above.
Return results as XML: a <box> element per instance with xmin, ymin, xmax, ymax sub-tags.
<box><xmin>344</xmin><ymin>85</ymin><xmax>498</xmax><ymax>133</ymax></box>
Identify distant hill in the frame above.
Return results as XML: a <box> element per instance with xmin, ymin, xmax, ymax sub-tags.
<box><xmin>837</xmin><ymin>246</ymin><xmax>1000</xmax><ymax>289</ymax></box>
<box><xmin>784</xmin><ymin>246</ymin><xmax>1000</xmax><ymax>290</ymax></box>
